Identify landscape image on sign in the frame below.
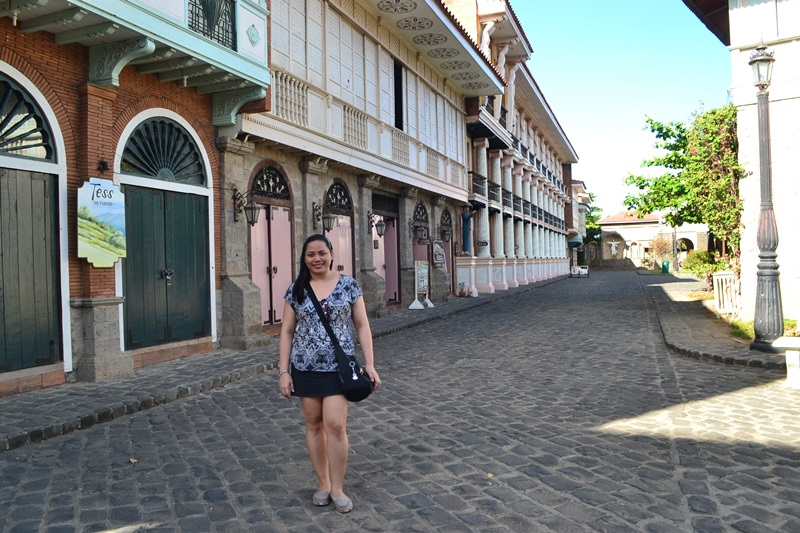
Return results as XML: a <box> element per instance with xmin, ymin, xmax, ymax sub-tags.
<box><xmin>77</xmin><ymin>204</ymin><xmax>126</xmax><ymax>267</ymax></box>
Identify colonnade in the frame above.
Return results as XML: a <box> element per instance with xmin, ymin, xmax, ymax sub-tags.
<box><xmin>460</xmin><ymin>139</ymin><xmax>569</xmax><ymax>296</ymax></box>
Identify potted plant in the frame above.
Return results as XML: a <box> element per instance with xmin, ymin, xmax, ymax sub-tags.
<box><xmin>458</xmin><ymin>282</ymin><xmax>467</xmax><ymax>297</ymax></box>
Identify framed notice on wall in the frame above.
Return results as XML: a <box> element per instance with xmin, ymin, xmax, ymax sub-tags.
<box><xmin>409</xmin><ymin>260</ymin><xmax>434</xmax><ymax>309</ymax></box>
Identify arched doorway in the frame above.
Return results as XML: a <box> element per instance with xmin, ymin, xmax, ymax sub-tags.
<box><xmin>323</xmin><ymin>182</ymin><xmax>354</xmax><ymax>277</ymax></box>
<box><xmin>438</xmin><ymin>209</ymin><xmax>454</xmax><ymax>291</ymax></box>
<box><xmin>119</xmin><ymin>115</ymin><xmax>213</xmax><ymax>349</ymax></box>
<box><xmin>0</xmin><ymin>72</ymin><xmax>65</xmax><ymax>373</ymax></box>
<box><xmin>249</xmin><ymin>165</ymin><xmax>293</xmax><ymax>325</ymax></box>
<box><xmin>372</xmin><ymin>193</ymin><xmax>400</xmax><ymax>303</ymax></box>
<box><xmin>412</xmin><ymin>201</ymin><xmax>430</xmax><ymax>280</ymax></box>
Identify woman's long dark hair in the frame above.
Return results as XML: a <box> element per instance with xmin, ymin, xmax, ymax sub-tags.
<box><xmin>291</xmin><ymin>234</ymin><xmax>333</xmax><ymax>303</ymax></box>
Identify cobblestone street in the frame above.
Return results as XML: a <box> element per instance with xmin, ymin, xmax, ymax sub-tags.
<box><xmin>2</xmin><ymin>270</ymin><xmax>799</xmax><ymax>532</ymax></box>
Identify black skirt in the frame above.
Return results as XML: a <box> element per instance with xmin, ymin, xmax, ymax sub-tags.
<box><xmin>291</xmin><ymin>366</ymin><xmax>343</xmax><ymax>398</ymax></box>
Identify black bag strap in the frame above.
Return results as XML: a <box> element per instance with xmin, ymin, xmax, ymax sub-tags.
<box><xmin>305</xmin><ymin>283</ymin><xmax>344</xmax><ymax>353</ymax></box>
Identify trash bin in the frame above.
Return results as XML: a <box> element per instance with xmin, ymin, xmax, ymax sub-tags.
<box><xmin>661</xmin><ymin>260</ymin><xmax>669</xmax><ymax>274</ymax></box>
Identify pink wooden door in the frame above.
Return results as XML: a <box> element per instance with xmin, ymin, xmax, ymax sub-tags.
<box><xmin>250</xmin><ymin>208</ymin><xmax>271</xmax><ymax>324</ymax></box>
<box><xmin>326</xmin><ymin>215</ymin><xmax>353</xmax><ymax>277</ymax></box>
<box><xmin>372</xmin><ymin>215</ymin><xmax>386</xmax><ymax>281</ymax></box>
<box><xmin>250</xmin><ymin>205</ymin><xmax>293</xmax><ymax>324</ymax></box>
<box><xmin>270</xmin><ymin>207</ymin><xmax>293</xmax><ymax>323</ymax></box>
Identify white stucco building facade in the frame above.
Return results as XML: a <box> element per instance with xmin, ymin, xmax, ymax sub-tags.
<box><xmin>685</xmin><ymin>0</ymin><xmax>800</xmax><ymax>322</ymax></box>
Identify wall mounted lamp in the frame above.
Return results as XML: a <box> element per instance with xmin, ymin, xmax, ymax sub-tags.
<box><xmin>97</xmin><ymin>160</ymin><xmax>109</xmax><ymax>173</ymax></box>
<box><xmin>312</xmin><ymin>202</ymin><xmax>335</xmax><ymax>232</ymax></box>
<box><xmin>408</xmin><ymin>219</ymin><xmax>429</xmax><ymax>242</ymax></box>
<box><xmin>232</xmin><ymin>188</ymin><xmax>261</xmax><ymax>226</ymax></box>
<box><xmin>438</xmin><ymin>224</ymin><xmax>452</xmax><ymax>242</ymax></box>
<box><xmin>368</xmin><ymin>211</ymin><xmax>386</xmax><ymax>238</ymax></box>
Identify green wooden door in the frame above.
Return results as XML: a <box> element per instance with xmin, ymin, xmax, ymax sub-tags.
<box><xmin>123</xmin><ymin>186</ymin><xmax>210</xmax><ymax>349</ymax></box>
<box><xmin>0</xmin><ymin>168</ymin><xmax>61</xmax><ymax>372</ymax></box>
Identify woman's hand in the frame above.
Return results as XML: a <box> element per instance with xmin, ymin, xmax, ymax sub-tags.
<box><xmin>365</xmin><ymin>365</ymin><xmax>381</xmax><ymax>392</ymax></box>
<box><xmin>279</xmin><ymin>373</ymin><xmax>294</xmax><ymax>399</ymax></box>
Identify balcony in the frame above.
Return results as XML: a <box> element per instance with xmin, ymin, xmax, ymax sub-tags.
<box><xmin>502</xmin><ymin>189</ymin><xmax>513</xmax><ymax>210</ymax></box>
<box><xmin>188</xmin><ymin>0</ymin><xmax>235</xmax><ymax>50</ymax></box>
<box><xmin>513</xmin><ymin>195</ymin><xmax>523</xmax><ymax>213</ymax></box>
<box><xmin>468</xmin><ymin>171</ymin><xmax>488</xmax><ymax>209</ymax></box>
<box><xmin>488</xmin><ymin>182</ymin><xmax>502</xmax><ymax>203</ymax></box>
<box><xmin>485</xmin><ymin>96</ymin><xmax>496</xmax><ymax>116</ymax></box>
<box><xmin>2</xmin><ymin>0</ymin><xmax>270</xmax><ymax>125</ymax></box>
<box><xmin>470</xmin><ymin>172</ymin><xmax>488</xmax><ymax>197</ymax></box>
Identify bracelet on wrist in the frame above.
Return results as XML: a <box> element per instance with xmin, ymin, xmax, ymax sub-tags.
<box><xmin>279</xmin><ymin>369</ymin><xmax>290</xmax><ymax>377</ymax></box>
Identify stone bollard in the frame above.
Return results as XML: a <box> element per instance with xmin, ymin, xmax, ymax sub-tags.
<box><xmin>772</xmin><ymin>337</ymin><xmax>800</xmax><ymax>389</ymax></box>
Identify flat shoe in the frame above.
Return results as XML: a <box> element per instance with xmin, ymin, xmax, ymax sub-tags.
<box><xmin>312</xmin><ymin>490</ymin><xmax>331</xmax><ymax>506</ymax></box>
<box><xmin>333</xmin><ymin>495</ymin><xmax>353</xmax><ymax>513</ymax></box>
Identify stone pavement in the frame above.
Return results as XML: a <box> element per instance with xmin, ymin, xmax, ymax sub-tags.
<box><xmin>0</xmin><ymin>270</ymin><xmax>786</xmax><ymax>454</ymax></box>
<box><xmin>1</xmin><ymin>269</ymin><xmax>798</xmax><ymax>532</ymax></box>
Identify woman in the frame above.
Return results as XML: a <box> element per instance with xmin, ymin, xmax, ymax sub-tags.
<box><xmin>278</xmin><ymin>234</ymin><xmax>381</xmax><ymax>513</ymax></box>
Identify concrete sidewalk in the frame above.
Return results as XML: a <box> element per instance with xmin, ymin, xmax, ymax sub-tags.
<box><xmin>0</xmin><ymin>270</ymin><xmax>787</xmax><ymax>453</ymax></box>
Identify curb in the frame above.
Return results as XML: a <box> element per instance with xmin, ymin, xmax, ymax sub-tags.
<box><xmin>2</xmin><ymin>360</ymin><xmax>279</xmax><ymax>453</ymax></box>
<box><xmin>645</xmin><ymin>286</ymin><xmax>786</xmax><ymax>371</ymax></box>
<box><xmin>1</xmin><ymin>276</ymin><xmax>566</xmax><ymax>453</ymax></box>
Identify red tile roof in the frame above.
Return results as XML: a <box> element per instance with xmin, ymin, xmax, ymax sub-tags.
<box><xmin>598</xmin><ymin>211</ymin><xmax>661</xmax><ymax>225</ymax></box>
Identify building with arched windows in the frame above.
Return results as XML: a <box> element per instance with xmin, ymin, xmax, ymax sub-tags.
<box><xmin>1</xmin><ymin>0</ymin><xmax>579</xmax><ymax>395</ymax></box>
<box><xmin>1</xmin><ymin>1</ymin><xmax>270</xmax><ymax>395</ymax></box>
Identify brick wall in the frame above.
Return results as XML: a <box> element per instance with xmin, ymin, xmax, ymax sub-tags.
<box><xmin>0</xmin><ymin>18</ymin><xmax>222</xmax><ymax>298</ymax></box>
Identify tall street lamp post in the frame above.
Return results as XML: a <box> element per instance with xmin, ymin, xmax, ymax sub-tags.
<box><xmin>748</xmin><ymin>43</ymin><xmax>784</xmax><ymax>353</ymax></box>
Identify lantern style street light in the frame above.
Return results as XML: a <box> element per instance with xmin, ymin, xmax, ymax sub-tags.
<box><xmin>232</xmin><ymin>188</ymin><xmax>262</xmax><ymax>226</ymax></box>
<box><xmin>748</xmin><ymin>43</ymin><xmax>784</xmax><ymax>352</ymax></box>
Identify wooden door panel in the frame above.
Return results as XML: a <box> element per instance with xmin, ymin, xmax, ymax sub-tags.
<box><xmin>124</xmin><ymin>187</ymin><xmax>210</xmax><ymax>349</ymax></box>
<box><xmin>164</xmin><ymin>191</ymin><xmax>210</xmax><ymax>340</ymax></box>
<box><xmin>270</xmin><ymin>206</ymin><xmax>293</xmax><ymax>323</ymax></box>
<box><xmin>0</xmin><ymin>169</ymin><xmax>60</xmax><ymax>371</ymax></box>
<box><xmin>250</xmin><ymin>207</ymin><xmax>271</xmax><ymax>325</ymax></box>
<box><xmin>123</xmin><ymin>186</ymin><xmax>167</xmax><ymax>348</ymax></box>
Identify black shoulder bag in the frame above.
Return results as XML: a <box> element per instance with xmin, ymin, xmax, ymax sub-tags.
<box><xmin>306</xmin><ymin>284</ymin><xmax>373</xmax><ymax>402</ymax></box>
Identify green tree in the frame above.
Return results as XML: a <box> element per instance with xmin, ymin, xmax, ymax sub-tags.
<box><xmin>623</xmin><ymin>117</ymin><xmax>700</xmax><ymax>227</ymax></box>
<box><xmin>684</xmin><ymin>105</ymin><xmax>744</xmax><ymax>259</ymax></box>
<box><xmin>583</xmin><ymin>193</ymin><xmax>602</xmax><ymax>245</ymax></box>
<box><xmin>623</xmin><ymin>105</ymin><xmax>744</xmax><ymax>262</ymax></box>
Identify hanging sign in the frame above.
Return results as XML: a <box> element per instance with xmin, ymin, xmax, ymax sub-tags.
<box><xmin>77</xmin><ymin>177</ymin><xmax>126</xmax><ymax>268</ymax></box>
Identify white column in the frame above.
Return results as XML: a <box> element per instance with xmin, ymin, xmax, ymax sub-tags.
<box><xmin>503</xmin><ymin>154</ymin><xmax>515</xmax><ymax>259</ymax></box>
<box><xmin>514</xmin><ymin>165</ymin><xmax>525</xmax><ymax>259</ymax></box>
<box><xmin>490</xmin><ymin>150</ymin><xmax>504</xmax><ymax>258</ymax></box>
<box><xmin>523</xmin><ymin>172</ymin><xmax>533</xmax><ymax>258</ymax></box>
<box><xmin>476</xmin><ymin>139</ymin><xmax>491</xmax><ymax>259</ymax></box>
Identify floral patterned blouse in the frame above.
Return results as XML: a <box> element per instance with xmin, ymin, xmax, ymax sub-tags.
<box><xmin>285</xmin><ymin>275</ymin><xmax>363</xmax><ymax>372</ymax></box>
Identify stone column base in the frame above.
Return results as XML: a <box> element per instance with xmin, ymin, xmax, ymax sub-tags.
<box><xmin>219</xmin><ymin>274</ymin><xmax>274</xmax><ymax>350</ymax></box>
<box><xmin>359</xmin><ymin>269</ymin><xmax>388</xmax><ymax>318</ymax></box>
<box><xmin>455</xmin><ymin>256</ymin><xmax>478</xmax><ymax>296</ymax></box>
<box><xmin>70</xmin><ymin>297</ymin><xmax>132</xmax><ymax>382</ymax></box>
<box><xmin>506</xmin><ymin>259</ymin><xmax>519</xmax><ymax>288</ymax></box>
<box><xmin>492</xmin><ymin>259</ymin><xmax>508</xmax><ymax>290</ymax></box>
<box><xmin>473</xmin><ymin>257</ymin><xmax>494</xmax><ymax>294</ymax></box>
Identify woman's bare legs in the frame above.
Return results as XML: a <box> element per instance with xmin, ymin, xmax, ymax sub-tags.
<box><xmin>301</xmin><ymin>397</ymin><xmax>330</xmax><ymax>494</ymax></box>
<box><xmin>321</xmin><ymin>395</ymin><xmax>349</xmax><ymax>498</ymax></box>
<box><xmin>301</xmin><ymin>395</ymin><xmax>349</xmax><ymax>497</ymax></box>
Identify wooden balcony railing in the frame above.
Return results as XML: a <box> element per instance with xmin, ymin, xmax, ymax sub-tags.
<box><xmin>502</xmin><ymin>189</ymin><xmax>513</xmax><ymax>209</ymax></box>
<box><xmin>488</xmin><ymin>182</ymin><xmax>502</xmax><ymax>203</ymax></box>
<box><xmin>470</xmin><ymin>171</ymin><xmax>487</xmax><ymax>196</ymax></box>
